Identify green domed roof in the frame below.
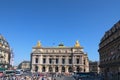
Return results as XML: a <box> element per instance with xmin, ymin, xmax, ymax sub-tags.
<box><xmin>58</xmin><ymin>43</ymin><xmax>64</xmax><ymax>46</ymax></box>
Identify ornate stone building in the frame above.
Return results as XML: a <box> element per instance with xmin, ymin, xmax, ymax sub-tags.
<box><xmin>89</xmin><ymin>61</ymin><xmax>100</xmax><ymax>73</ymax></box>
<box><xmin>98</xmin><ymin>21</ymin><xmax>120</xmax><ymax>79</ymax></box>
<box><xmin>17</xmin><ymin>61</ymin><xmax>30</xmax><ymax>71</ymax></box>
<box><xmin>0</xmin><ymin>34</ymin><xmax>11</xmax><ymax>70</ymax></box>
<box><xmin>31</xmin><ymin>41</ymin><xmax>89</xmax><ymax>73</ymax></box>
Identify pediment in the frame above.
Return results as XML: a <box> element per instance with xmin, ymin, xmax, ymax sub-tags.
<box><xmin>74</xmin><ymin>49</ymin><xmax>83</xmax><ymax>53</ymax></box>
<box><xmin>33</xmin><ymin>49</ymin><xmax>42</xmax><ymax>53</ymax></box>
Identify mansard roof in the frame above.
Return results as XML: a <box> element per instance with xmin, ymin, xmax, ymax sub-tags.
<box><xmin>100</xmin><ymin>20</ymin><xmax>120</xmax><ymax>44</ymax></box>
<box><xmin>0</xmin><ymin>34</ymin><xmax>10</xmax><ymax>48</ymax></box>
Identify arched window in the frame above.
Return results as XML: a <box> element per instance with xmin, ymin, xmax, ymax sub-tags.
<box><xmin>42</xmin><ymin>66</ymin><xmax>45</xmax><ymax>72</ymax></box>
<box><xmin>76</xmin><ymin>66</ymin><xmax>80</xmax><ymax>72</ymax></box>
<box><xmin>62</xmin><ymin>66</ymin><xmax>65</xmax><ymax>72</ymax></box>
<box><xmin>35</xmin><ymin>65</ymin><xmax>38</xmax><ymax>72</ymax></box>
<box><xmin>55</xmin><ymin>66</ymin><xmax>58</xmax><ymax>72</ymax></box>
<box><xmin>35</xmin><ymin>58</ymin><xmax>38</xmax><ymax>63</ymax></box>
<box><xmin>68</xmin><ymin>66</ymin><xmax>72</xmax><ymax>72</ymax></box>
<box><xmin>49</xmin><ymin>66</ymin><xmax>52</xmax><ymax>72</ymax></box>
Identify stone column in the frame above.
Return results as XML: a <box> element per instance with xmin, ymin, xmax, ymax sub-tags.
<box><xmin>32</xmin><ymin>56</ymin><xmax>35</xmax><ymax>64</ymax></box>
<box><xmin>38</xmin><ymin>65</ymin><xmax>40</xmax><ymax>72</ymax></box>
<box><xmin>59</xmin><ymin>56</ymin><xmax>62</xmax><ymax>65</ymax></box>
<box><xmin>66</xmin><ymin>56</ymin><xmax>68</xmax><ymax>65</ymax></box>
<box><xmin>46</xmin><ymin>56</ymin><xmax>49</xmax><ymax>64</ymax></box>
<box><xmin>81</xmin><ymin>55</ymin><xmax>83</xmax><ymax>65</ymax></box>
<box><xmin>65</xmin><ymin>66</ymin><xmax>68</xmax><ymax>73</ymax></box>
<box><xmin>31</xmin><ymin>65</ymin><xmax>34</xmax><ymax>72</ymax></box>
<box><xmin>73</xmin><ymin>56</ymin><xmax>76</xmax><ymax>64</ymax></box>
<box><xmin>59</xmin><ymin>66</ymin><xmax>62</xmax><ymax>73</ymax></box>
<box><xmin>46</xmin><ymin>66</ymin><xmax>49</xmax><ymax>72</ymax></box>
<box><xmin>38</xmin><ymin>56</ymin><xmax>41</xmax><ymax>64</ymax></box>
<box><xmin>79</xmin><ymin>56</ymin><xmax>82</xmax><ymax>64</ymax></box>
<box><xmin>53</xmin><ymin>66</ymin><xmax>55</xmax><ymax>72</ymax></box>
<box><xmin>85</xmin><ymin>57</ymin><xmax>89</xmax><ymax>72</ymax></box>
<box><xmin>39</xmin><ymin>65</ymin><xmax>42</xmax><ymax>72</ymax></box>
<box><xmin>40</xmin><ymin>55</ymin><xmax>43</xmax><ymax>64</ymax></box>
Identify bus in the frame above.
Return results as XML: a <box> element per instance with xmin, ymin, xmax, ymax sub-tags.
<box><xmin>4</xmin><ymin>70</ymin><xmax>16</xmax><ymax>76</ymax></box>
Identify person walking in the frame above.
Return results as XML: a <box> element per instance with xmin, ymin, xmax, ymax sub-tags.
<box><xmin>41</xmin><ymin>77</ymin><xmax>44</xmax><ymax>80</ymax></box>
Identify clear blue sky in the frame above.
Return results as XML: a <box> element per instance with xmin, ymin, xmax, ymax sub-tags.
<box><xmin>0</xmin><ymin>0</ymin><xmax>120</xmax><ymax>66</ymax></box>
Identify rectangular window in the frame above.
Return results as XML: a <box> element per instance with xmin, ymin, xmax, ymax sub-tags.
<box><xmin>56</xmin><ymin>58</ymin><xmax>58</xmax><ymax>64</ymax></box>
<box><xmin>35</xmin><ymin>58</ymin><xmax>38</xmax><ymax>63</ymax></box>
<box><xmin>77</xmin><ymin>59</ymin><xmax>79</xmax><ymax>64</ymax></box>
<box><xmin>84</xmin><ymin>59</ymin><xmax>86</xmax><ymax>65</ymax></box>
<box><xmin>69</xmin><ymin>59</ymin><xmax>72</xmax><ymax>64</ymax></box>
<box><xmin>49</xmin><ymin>58</ymin><xmax>52</xmax><ymax>64</ymax></box>
<box><xmin>43</xmin><ymin>58</ymin><xmax>46</xmax><ymax>64</ymax></box>
<box><xmin>62</xmin><ymin>59</ymin><xmax>65</xmax><ymax>64</ymax></box>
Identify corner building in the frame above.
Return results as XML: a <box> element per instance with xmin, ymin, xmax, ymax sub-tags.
<box><xmin>31</xmin><ymin>41</ymin><xmax>89</xmax><ymax>73</ymax></box>
<box><xmin>89</xmin><ymin>61</ymin><xmax>100</xmax><ymax>73</ymax></box>
<box><xmin>0</xmin><ymin>35</ymin><xmax>11</xmax><ymax>69</ymax></box>
<box><xmin>98</xmin><ymin>21</ymin><xmax>120</xmax><ymax>79</ymax></box>
<box><xmin>18</xmin><ymin>61</ymin><xmax>30</xmax><ymax>71</ymax></box>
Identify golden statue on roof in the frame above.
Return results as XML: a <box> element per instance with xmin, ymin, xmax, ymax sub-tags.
<box><xmin>36</xmin><ymin>41</ymin><xmax>41</xmax><ymax>47</ymax></box>
<box><xmin>74</xmin><ymin>40</ymin><xmax>80</xmax><ymax>48</ymax></box>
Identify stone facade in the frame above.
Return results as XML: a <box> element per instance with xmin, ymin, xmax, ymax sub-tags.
<box><xmin>31</xmin><ymin>41</ymin><xmax>89</xmax><ymax>73</ymax></box>
<box><xmin>18</xmin><ymin>61</ymin><xmax>30</xmax><ymax>70</ymax></box>
<box><xmin>98</xmin><ymin>21</ymin><xmax>120</xmax><ymax>79</ymax></box>
<box><xmin>0</xmin><ymin>34</ymin><xmax>11</xmax><ymax>69</ymax></box>
<box><xmin>89</xmin><ymin>61</ymin><xmax>100</xmax><ymax>73</ymax></box>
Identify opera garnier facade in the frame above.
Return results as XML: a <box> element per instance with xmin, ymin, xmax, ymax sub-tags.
<box><xmin>0</xmin><ymin>34</ymin><xmax>11</xmax><ymax>70</ymax></box>
<box><xmin>98</xmin><ymin>21</ymin><xmax>120</xmax><ymax>78</ymax></box>
<box><xmin>31</xmin><ymin>40</ymin><xmax>89</xmax><ymax>73</ymax></box>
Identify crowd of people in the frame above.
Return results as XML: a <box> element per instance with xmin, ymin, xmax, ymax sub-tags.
<box><xmin>0</xmin><ymin>74</ymin><xmax>52</xmax><ymax>80</ymax></box>
<box><xmin>0</xmin><ymin>72</ymin><xmax>62</xmax><ymax>80</ymax></box>
<box><xmin>0</xmin><ymin>76</ymin><xmax>51</xmax><ymax>80</ymax></box>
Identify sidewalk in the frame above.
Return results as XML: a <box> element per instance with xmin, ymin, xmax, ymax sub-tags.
<box><xmin>53</xmin><ymin>76</ymin><xmax>64</xmax><ymax>80</ymax></box>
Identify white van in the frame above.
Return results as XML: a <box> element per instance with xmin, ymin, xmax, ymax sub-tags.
<box><xmin>15</xmin><ymin>69</ymin><xmax>23</xmax><ymax>76</ymax></box>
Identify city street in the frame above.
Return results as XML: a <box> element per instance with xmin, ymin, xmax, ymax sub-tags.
<box><xmin>0</xmin><ymin>1</ymin><xmax>120</xmax><ymax>80</ymax></box>
<box><xmin>63</xmin><ymin>76</ymin><xmax>75</xmax><ymax>80</ymax></box>
<box><xmin>54</xmin><ymin>76</ymin><xmax>75</xmax><ymax>80</ymax></box>
<box><xmin>53</xmin><ymin>75</ymin><xmax>101</xmax><ymax>80</ymax></box>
